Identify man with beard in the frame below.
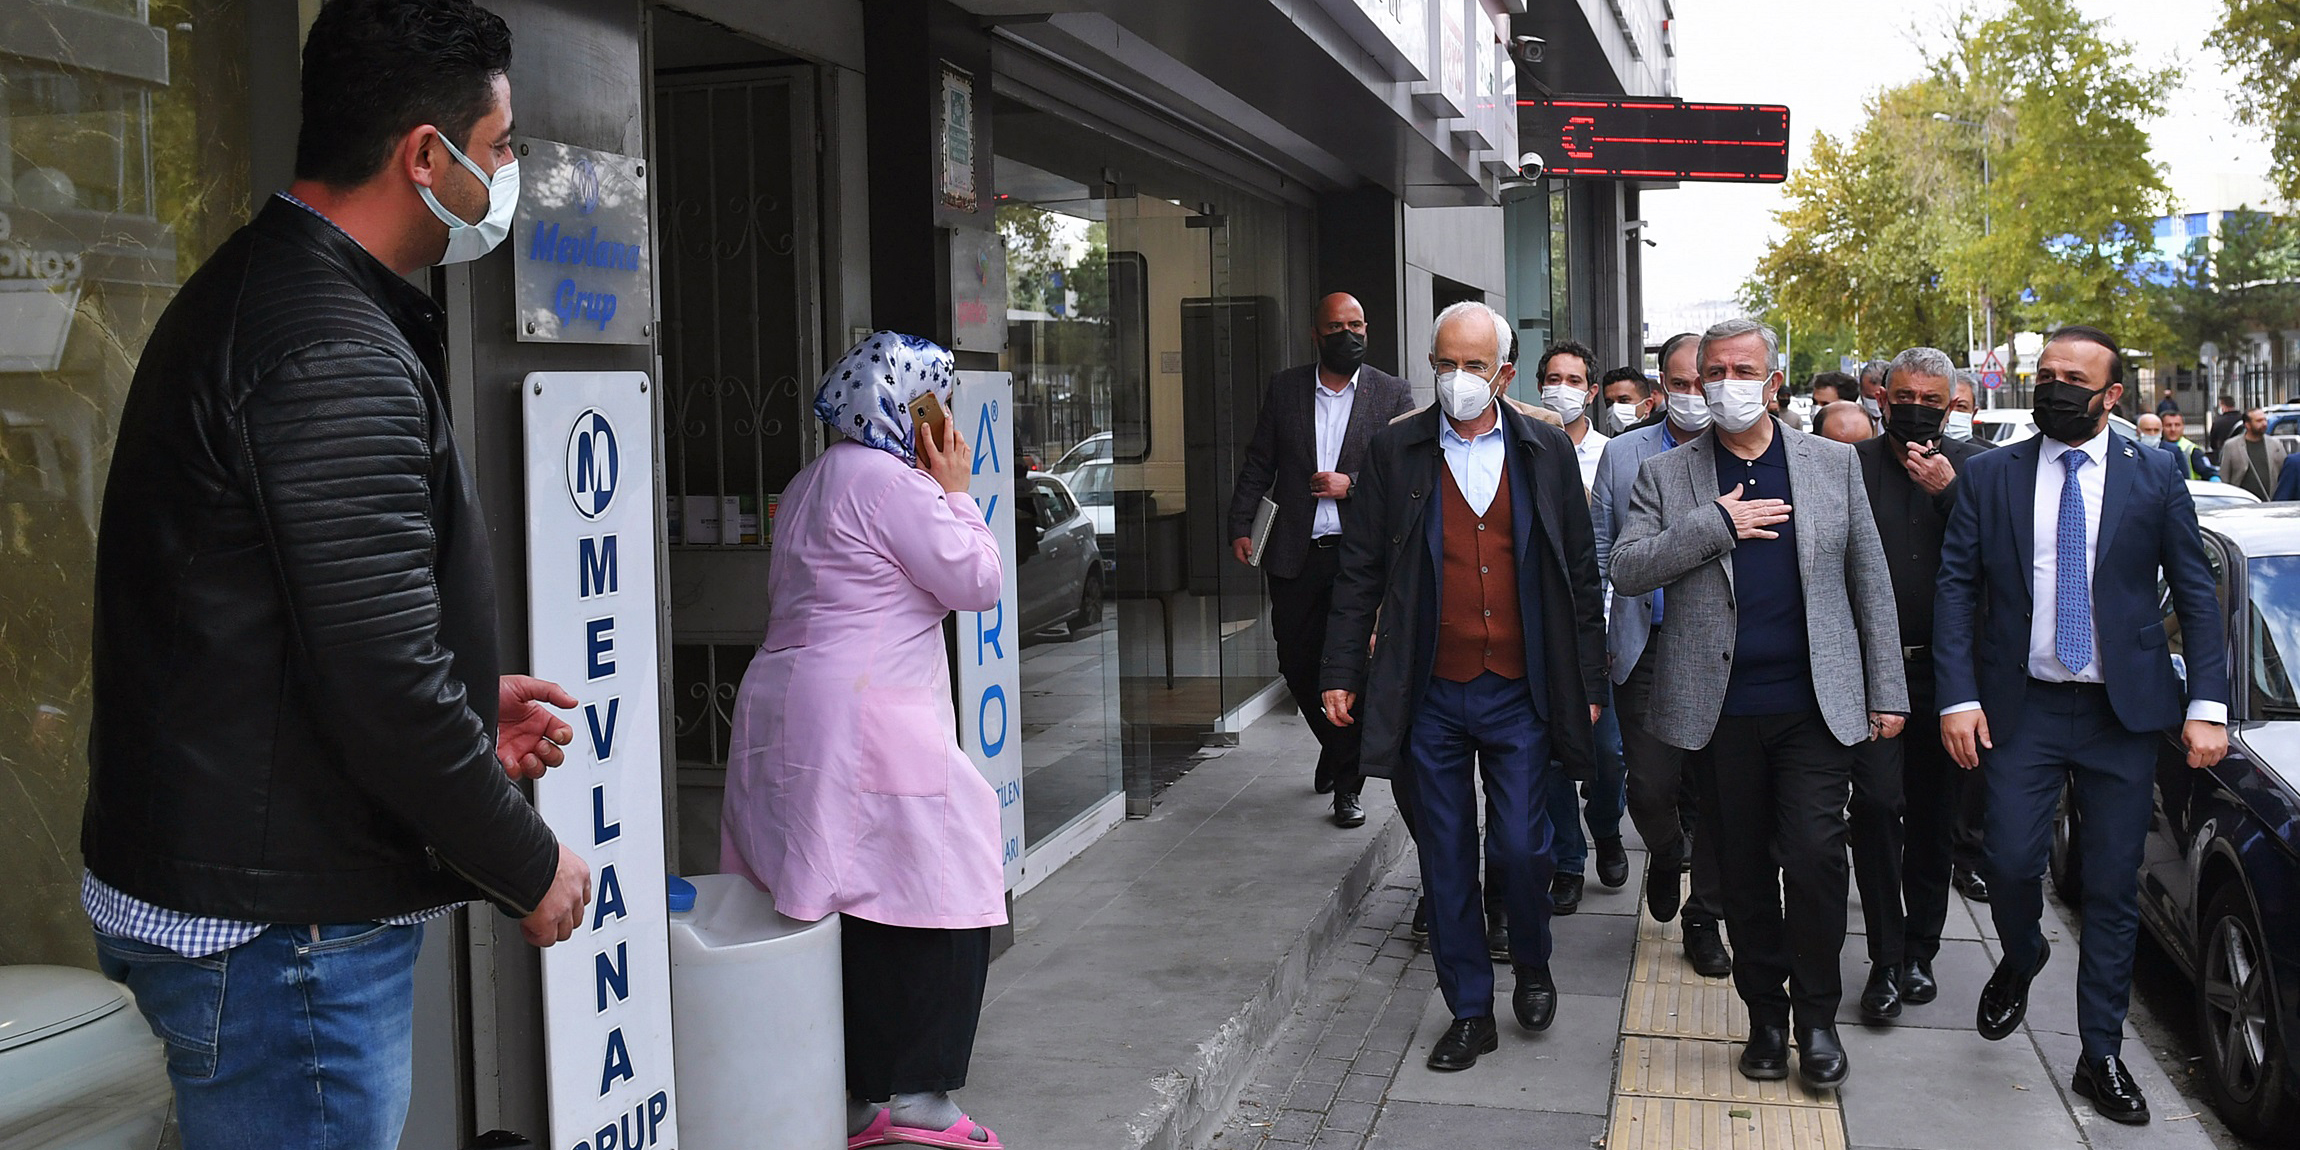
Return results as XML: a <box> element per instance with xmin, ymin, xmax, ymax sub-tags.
<box><xmin>1845</xmin><ymin>347</ymin><xmax>1988</xmax><ymax>1024</ymax></box>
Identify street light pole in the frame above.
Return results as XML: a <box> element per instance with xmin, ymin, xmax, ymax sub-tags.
<box><xmin>1936</xmin><ymin>112</ymin><xmax>1997</xmax><ymax>407</ymax></box>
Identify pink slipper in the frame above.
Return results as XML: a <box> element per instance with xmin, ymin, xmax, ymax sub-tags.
<box><xmin>883</xmin><ymin>1116</ymin><xmax>1002</xmax><ymax>1149</ymax></box>
<box><xmin>848</xmin><ymin>1108</ymin><xmax>895</xmax><ymax>1149</ymax></box>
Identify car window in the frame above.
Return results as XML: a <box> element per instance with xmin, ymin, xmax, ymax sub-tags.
<box><xmin>1070</xmin><ymin>462</ymin><xmax>1114</xmax><ymax>506</ymax></box>
<box><xmin>1040</xmin><ymin>481</ymin><xmax>1075</xmax><ymax>522</ymax></box>
<box><xmin>2246</xmin><ymin>555</ymin><xmax>2300</xmax><ymax>719</ymax></box>
<box><xmin>2161</xmin><ymin>542</ymin><xmax>2228</xmax><ymax>685</ymax></box>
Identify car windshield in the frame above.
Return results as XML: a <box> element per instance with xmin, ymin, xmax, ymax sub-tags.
<box><xmin>1070</xmin><ymin>462</ymin><xmax>1113</xmax><ymax>506</ymax></box>
<box><xmin>2248</xmin><ymin>556</ymin><xmax>2300</xmax><ymax>718</ymax></box>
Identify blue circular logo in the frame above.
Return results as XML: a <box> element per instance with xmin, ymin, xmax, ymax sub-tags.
<box><xmin>565</xmin><ymin>408</ymin><xmax>619</xmax><ymax>520</ymax></box>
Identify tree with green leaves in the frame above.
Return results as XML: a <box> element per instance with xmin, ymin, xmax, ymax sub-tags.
<box><xmin>2210</xmin><ymin>1</ymin><xmax>2300</xmax><ymax>204</ymax></box>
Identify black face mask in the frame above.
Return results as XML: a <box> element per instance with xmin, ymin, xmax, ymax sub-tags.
<box><xmin>1318</xmin><ymin>329</ymin><xmax>1368</xmax><ymax>376</ymax></box>
<box><xmin>1885</xmin><ymin>402</ymin><xmax>1947</xmax><ymax>445</ymax></box>
<box><xmin>2032</xmin><ymin>380</ymin><xmax>2106</xmax><ymax>444</ymax></box>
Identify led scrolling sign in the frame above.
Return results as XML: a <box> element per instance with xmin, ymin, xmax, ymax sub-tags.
<box><xmin>1519</xmin><ymin>97</ymin><xmax>1792</xmax><ymax>183</ymax></box>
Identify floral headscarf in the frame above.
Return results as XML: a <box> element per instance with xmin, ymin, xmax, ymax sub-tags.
<box><xmin>812</xmin><ymin>331</ymin><xmax>957</xmax><ymax>465</ymax></box>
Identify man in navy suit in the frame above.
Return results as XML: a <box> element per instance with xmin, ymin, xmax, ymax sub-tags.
<box><xmin>1936</xmin><ymin>325</ymin><xmax>2230</xmax><ymax>1126</ymax></box>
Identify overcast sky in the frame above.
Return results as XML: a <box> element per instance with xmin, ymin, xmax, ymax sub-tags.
<box><xmin>1641</xmin><ymin>0</ymin><xmax>2270</xmax><ymax>336</ymax></box>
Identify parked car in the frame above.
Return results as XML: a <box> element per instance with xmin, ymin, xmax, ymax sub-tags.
<box><xmin>2191</xmin><ymin>480</ymin><xmax>2264</xmax><ymax>516</ymax></box>
<box><xmin>1065</xmin><ymin>458</ymin><xmax>1116</xmax><ymax>569</ymax></box>
<box><xmin>1972</xmin><ymin>408</ymin><xmax>2138</xmax><ymax>446</ymax></box>
<box><xmin>1051</xmin><ymin>431</ymin><xmax>1112</xmax><ymax>482</ymax></box>
<box><xmin>2052</xmin><ymin>503</ymin><xmax>2300</xmax><ymax>1139</ymax></box>
<box><xmin>1014</xmin><ymin>472</ymin><xmax>1105</xmax><ymax>638</ymax></box>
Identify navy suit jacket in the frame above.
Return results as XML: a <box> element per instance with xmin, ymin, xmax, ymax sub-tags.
<box><xmin>1934</xmin><ymin>429</ymin><xmax>2229</xmax><ymax>738</ymax></box>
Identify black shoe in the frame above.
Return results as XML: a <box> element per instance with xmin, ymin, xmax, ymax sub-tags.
<box><xmin>1486</xmin><ymin>911</ymin><xmax>1511</xmax><ymax>963</ymax></box>
<box><xmin>1977</xmin><ymin>938</ymin><xmax>2051</xmax><ymax>1041</ymax></box>
<box><xmin>1550</xmin><ymin>871</ymin><xmax>1585</xmax><ymax>916</ymax></box>
<box><xmin>1595</xmin><ymin>836</ymin><xmax>1630</xmax><ymax>888</ymax></box>
<box><xmin>1410</xmin><ymin>897</ymin><xmax>1430</xmax><ymax>943</ymax></box>
<box><xmin>1902</xmin><ymin>956</ymin><xmax>1939</xmax><ymax>1005</ymax></box>
<box><xmin>2072</xmin><ymin>1054</ymin><xmax>2150</xmax><ymax>1125</ymax></box>
<box><xmin>1512</xmin><ymin>964</ymin><xmax>1557</xmax><ymax>1031</ymax></box>
<box><xmin>1683</xmin><ymin>921</ymin><xmax>1732</xmax><ymax>978</ymax></box>
<box><xmin>1332</xmin><ymin>794</ymin><xmax>1366</xmax><ymax>828</ymax></box>
<box><xmin>1645</xmin><ymin>844</ymin><xmax>1684</xmax><ymax>922</ymax></box>
<box><xmin>1738</xmin><ymin>1023</ymin><xmax>1790</xmax><ymax>1081</ymax></box>
<box><xmin>1953</xmin><ymin>866</ymin><xmax>1992</xmax><ymax>903</ymax></box>
<box><xmin>1796</xmin><ymin>1026</ymin><xmax>1850</xmax><ymax>1090</ymax></box>
<box><xmin>1426</xmin><ymin>1016</ymin><xmax>1499</xmax><ymax>1072</ymax></box>
<box><xmin>1314</xmin><ymin>761</ymin><xmax>1334</xmax><ymax>795</ymax></box>
<box><xmin>1860</xmin><ymin>964</ymin><xmax>1903</xmax><ymax>1023</ymax></box>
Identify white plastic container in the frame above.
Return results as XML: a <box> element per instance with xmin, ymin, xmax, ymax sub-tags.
<box><xmin>667</xmin><ymin>874</ymin><xmax>845</xmax><ymax>1150</ymax></box>
<box><xmin>0</xmin><ymin>965</ymin><xmax>171</xmax><ymax>1150</ymax></box>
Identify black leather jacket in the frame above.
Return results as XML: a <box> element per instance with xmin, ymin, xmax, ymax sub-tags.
<box><xmin>83</xmin><ymin>197</ymin><xmax>558</xmax><ymax>922</ymax></box>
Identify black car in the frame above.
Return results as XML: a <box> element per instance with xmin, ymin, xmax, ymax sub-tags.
<box><xmin>2054</xmin><ymin>503</ymin><xmax>2300</xmax><ymax>1139</ymax></box>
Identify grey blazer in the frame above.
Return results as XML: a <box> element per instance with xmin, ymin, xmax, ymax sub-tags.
<box><xmin>1227</xmin><ymin>363</ymin><xmax>1416</xmax><ymax>579</ymax></box>
<box><xmin>1608</xmin><ymin>420</ymin><xmax>1909</xmax><ymax>750</ymax></box>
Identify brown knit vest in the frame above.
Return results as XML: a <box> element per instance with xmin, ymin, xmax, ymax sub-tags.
<box><xmin>1433</xmin><ymin>461</ymin><xmax>1526</xmax><ymax>682</ymax></box>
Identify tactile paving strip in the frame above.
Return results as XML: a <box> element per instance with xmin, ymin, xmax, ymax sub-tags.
<box><xmin>1621</xmin><ymin>966</ymin><xmax>1751</xmax><ymax>1041</ymax></box>
<box><xmin>1617</xmin><ymin>1036</ymin><xmax>1836</xmax><ymax>1107</ymax></box>
<box><xmin>1607</xmin><ymin>1096</ymin><xmax>1849</xmax><ymax>1150</ymax></box>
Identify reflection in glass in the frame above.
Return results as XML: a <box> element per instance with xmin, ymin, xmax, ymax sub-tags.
<box><xmin>2249</xmin><ymin>558</ymin><xmax>2300</xmax><ymax>717</ymax></box>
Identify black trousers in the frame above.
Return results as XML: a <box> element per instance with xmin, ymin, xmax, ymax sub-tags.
<box><xmin>1269</xmin><ymin>539</ymin><xmax>1362</xmax><ymax>798</ymax></box>
<box><xmin>1694</xmin><ymin>710</ymin><xmax>1854</xmax><ymax>1030</ymax></box>
<box><xmin>1616</xmin><ymin>649</ymin><xmax>1724</xmax><ymax>928</ymax></box>
<box><xmin>1848</xmin><ymin>724</ymin><xmax>1907</xmax><ymax>968</ymax></box>
<box><xmin>840</xmin><ymin>915</ymin><xmax>992</xmax><ymax>1099</ymax></box>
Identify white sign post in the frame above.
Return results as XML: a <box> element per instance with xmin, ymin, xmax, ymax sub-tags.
<box><xmin>953</xmin><ymin>370</ymin><xmax>1023</xmax><ymax>888</ymax></box>
<box><xmin>523</xmin><ymin>371</ymin><xmax>680</xmax><ymax>1150</ymax></box>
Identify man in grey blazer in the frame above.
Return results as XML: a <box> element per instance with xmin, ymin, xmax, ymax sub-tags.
<box><xmin>1229</xmin><ymin>292</ymin><xmax>1417</xmax><ymax>826</ymax></box>
<box><xmin>1612</xmin><ymin>318</ymin><xmax>1909</xmax><ymax>1093</ymax></box>
<box><xmin>1589</xmin><ymin>331</ymin><xmax>1731</xmax><ymax>979</ymax></box>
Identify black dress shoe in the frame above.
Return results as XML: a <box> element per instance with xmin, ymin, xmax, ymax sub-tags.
<box><xmin>1486</xmin><ymin>910</ymin><xmax>1511</xmax><ymax>963</ymax></box>
<box><xmin>1860</xmin><ymin>964</ymin><xmax>1903</xmax><ymax>1023</ymax></box>
<box><xmin>1738</xmin><ymin>1023</ymin><xmax>1790</xmax><ymax>1081</ymax></box>
<box><xmin>1512</xmin><ymin>964</ymin><xmax>1557</xmax><ymax>1031</ymax></box>
<box><xmin>1426</xmin><ymin>1016</ymin><xmax>1499</xmax><ymax>1072</ymax></box>
<box><xmin>1410</xmin><ymin>896</ymin><xmax>1430</xmax><ymax>943</ymax></box>
<box><xmin>1902</xmin><ymin>956</ymin><xmax>1939</xmax><ymax>1005</ymax></box>
<box><xmin>1683</xmin><ymin>921</ymin><xmax>1732</xmax><ymax>978</ymax></box>
<box><xmin>1550</xmin><ymin>871</ymin><xmax>1585</xmax><ymax>916</ymax></box>
<box><xmin>1953</xmin><ymin>866</ymin><xmax>1991</xmax><ymax>903</ymax></box>
<box><xmin>1313</xmin><ymin>762</ymin><xmax>1334</xmax><ymax>795</ymax></box>
<box><xmin>1977</xmin><ymin>938</ymin><xmax>2051</xmax><ymax>1041</ymax></box>
<box><xmin>1595</xmin><ymin>836</ymin><xmax>1630</xmax><ymax>888</ymax></box>
<box><xmin>2071</xmin><ymin>1054</ymin><xmax>2151</xmax><ymax>1125</ymax></box>
<box><xmin>1645</xmin><ymin>844</ymin><xmax>1684</xmax><ymax>922</ymax></box>
<box><xmin>1332</xmin><ymin>793</ymin><xmax>1366</xmax><ymax>828</ymax></box>
<box><xmin>1796</xmin><ymin>1026</ymin><xmax>1849</xmax><ymax>1090</ymax></box>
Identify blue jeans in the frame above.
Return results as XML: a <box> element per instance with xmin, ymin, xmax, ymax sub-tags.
<box><xmin>1545</xmin><ymin>699</ymin><xmax>1626</xmax><ymax>874</ymax></box>
<box><xmin>94</xmin><ymin>922</ymin><xmax>424</xmax><ymax>1150</ymax></box>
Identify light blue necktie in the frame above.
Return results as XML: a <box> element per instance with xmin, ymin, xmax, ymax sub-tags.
<box><xmin>2055</xmin><ymin>452</ymin><xmax>2093</xmax><ymax>675</ymax></box>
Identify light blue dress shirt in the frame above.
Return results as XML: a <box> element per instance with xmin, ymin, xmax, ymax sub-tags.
<box><xmin>1440</xmin><ymin>416</ymin><xmax>1507</xmax><ymax>515</ymax></box>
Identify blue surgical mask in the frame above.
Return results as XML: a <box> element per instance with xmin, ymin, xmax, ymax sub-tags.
<box><xmin>418</xmin><ymin>129</ymin><xmax>519</xmax><ymax>264</ymax></box>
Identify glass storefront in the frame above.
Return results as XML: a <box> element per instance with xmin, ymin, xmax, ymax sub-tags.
<box><xmin>2</xmin><ymin>0</ymin><xmax>267</xmax><ymax>966</ymax></box>
<box><xmin>992</xmin><ymin>90</ymin><xmax>1297</xmax><ymax>837</ymax></box>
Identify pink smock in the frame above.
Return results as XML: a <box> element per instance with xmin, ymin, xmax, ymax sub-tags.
<box><xmin>719</xmin><ymin>439</ymin><xmax>1008</xmax><ymax>929</ymax></box>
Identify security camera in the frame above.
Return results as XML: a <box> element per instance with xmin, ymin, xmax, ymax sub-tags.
<box><xmin>1513</xmin><ymin>35</ymin><xmax>1545</xmax><ymax>65</ymax></box>
<box><xmin>1518</xmin><ymin>152</ymin><xmax>1546</xmax><ymax>181</ymax></box>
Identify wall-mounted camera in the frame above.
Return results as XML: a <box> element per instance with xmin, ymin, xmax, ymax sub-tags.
<box><xmin>1512</xmin><ymin>35</ymin><xmax>1545</xmax><ymax>65</ymax></box>
<box><xmin>1518</xmin><ymin>152</ymin><xmax>1546</xmax><ymax>181</ymax></box>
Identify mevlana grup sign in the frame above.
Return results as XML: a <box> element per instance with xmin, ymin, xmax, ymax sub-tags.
<box><xmin>523</xmin><ymin>372</ymin><xmax>681</xmax><ymax>1150</ymax></box>
<box><xmin>954</xmin><ymin>370</ymin><xmax>1023</xmax><ymax>889</ymax></box>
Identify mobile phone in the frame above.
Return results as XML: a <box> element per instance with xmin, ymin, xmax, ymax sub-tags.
<box><xmin>907</xmin><ymin>392</ymin><xmax>949</xmax><ymax>444</ymax></box>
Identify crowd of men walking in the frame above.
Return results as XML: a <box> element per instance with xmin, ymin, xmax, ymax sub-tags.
<box><xmin>1228</xmin><ymin>298</ymin><xmax>2230</xmax><ymax>1126</ymax></box>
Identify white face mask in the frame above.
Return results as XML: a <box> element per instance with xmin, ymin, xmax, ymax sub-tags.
<box><xmin>1435</xmin><ymin>367</ymin><xmax>1497</xmax><ymax>422</ymax></box>
<box><xmin>1860</xmin><ymin>395</ymin><xmax>1883</xmax><ymax>419</ymax></box>
<box><xmin>1541</xmin><ymin>384</ymin><xmax>1588</xmax><ymax>424</ymax></box>
<box><xmin>1704</xmin><ymin>379</ymin><xmax>1771</xmax><ymax>434</ymax></box>
<box><xmin>418</xmin><ymin>129</ymin><xmax>519</xmax><ymax>265</ymax></box>
<box><xmin>1664</xmin><ymin>390</ymin><xmax>1712</xmax><ymax>433</ymax></box>
<box><xmin>2140</xmin><ymin>433</ymin><xmax>2163</xmax><ymax>448</ymax></box>
<box><xmin>1943</xmin><ymin>410</ymin><xmax>1974</xmax><ymax>440</ymax></box>
<box><xmin>1609</xmin><ymin>401</ymin><xmax>1641</xmax><ymax>429</ymax></box>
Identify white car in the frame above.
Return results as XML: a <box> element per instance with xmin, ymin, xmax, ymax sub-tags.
<box><xmin>2188</xmin><ymin>479</ymin><xmax>2263</xmax><ymax>515</ymax></box>
<box><xmin>1971</xmin><ymin>408</ymin><xmax>2139</xmax><ymax>446</ymax></box>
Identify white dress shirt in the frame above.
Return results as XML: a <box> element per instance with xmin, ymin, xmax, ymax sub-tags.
<box><xmin>1570</xmin><ymin>425</ymin><xmax>1610</xmax><ymax>492</ymax></box>
<box><xmin>1942</xmin><ymin>429</ymin><xmax>2226</xmax><ymax>723</ymax></box>
<box><xmin>1440</xmin><ymin>414</ymin><xmax>1507</xmax><ymax>515</ymax></box>
<box><xmin>1312</xmin><ymin>369</ymin><xmax>1359</xmax><ymax>537</ymax></box>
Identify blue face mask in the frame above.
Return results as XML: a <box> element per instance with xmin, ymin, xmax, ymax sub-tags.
<box><xmin>417</xmin><ymin>129</ymin><xmax>519</xmax><ymax>264</ymax></box>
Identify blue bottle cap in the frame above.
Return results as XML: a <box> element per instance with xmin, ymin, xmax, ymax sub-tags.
<box><xmin>666</xmin><ymin>874</ymin><xmax>697</xmax><ymax>914</ymax></box>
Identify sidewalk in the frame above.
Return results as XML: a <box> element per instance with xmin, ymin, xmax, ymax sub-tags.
<box><xmin>1206</xmin><ymin>787</ymin><xmax>2229</xmax><ymax>1149</ymax></box>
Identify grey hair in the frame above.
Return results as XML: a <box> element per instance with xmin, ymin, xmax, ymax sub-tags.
<box><xmin>1432</xmin><ymin>300</ymin><xmax>1516</xmax><ymax>365</ymax></box>
<box><xmin>1887</xmin><ymin>347</ymin><xmax>1958</xmax><ymax>396</ymax></box>
<box><xmin>1697</xmin><ymin>317</ymin><xmax>1779</xmax><ymax>371</ymax></box>
<box><xmin>1952</xmin><ymin>371</ymin><xmax>1980</xmax><ymax>409</ymax></box>
<box><xmin>1859</xmin><ymin>359</ymin><xmax>1891</xmax><ymax>386</ymax></box>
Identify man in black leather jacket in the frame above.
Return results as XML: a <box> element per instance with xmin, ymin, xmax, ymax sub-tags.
<box><xmin>81</xmin><ymin>2</ymin><xmax>588</xmax><ymax>1144</ymax></box>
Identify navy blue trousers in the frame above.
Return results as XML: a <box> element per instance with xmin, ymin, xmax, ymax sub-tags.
<box><xmin>1983</xmin><ymin>679</ymin><xmax>2158</xmax><ymax>1060</ymax></box>
<box><xmin>1402</xmin><ymin>671</ymin><xmax>1554</xmax><ymax>1020</ymax></box>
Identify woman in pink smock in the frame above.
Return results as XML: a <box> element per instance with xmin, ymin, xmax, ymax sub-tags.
<box><xmin>720</xmin><ymin>333</ymin><xmax>1005</xmax><ymax>1150</ymax></box>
